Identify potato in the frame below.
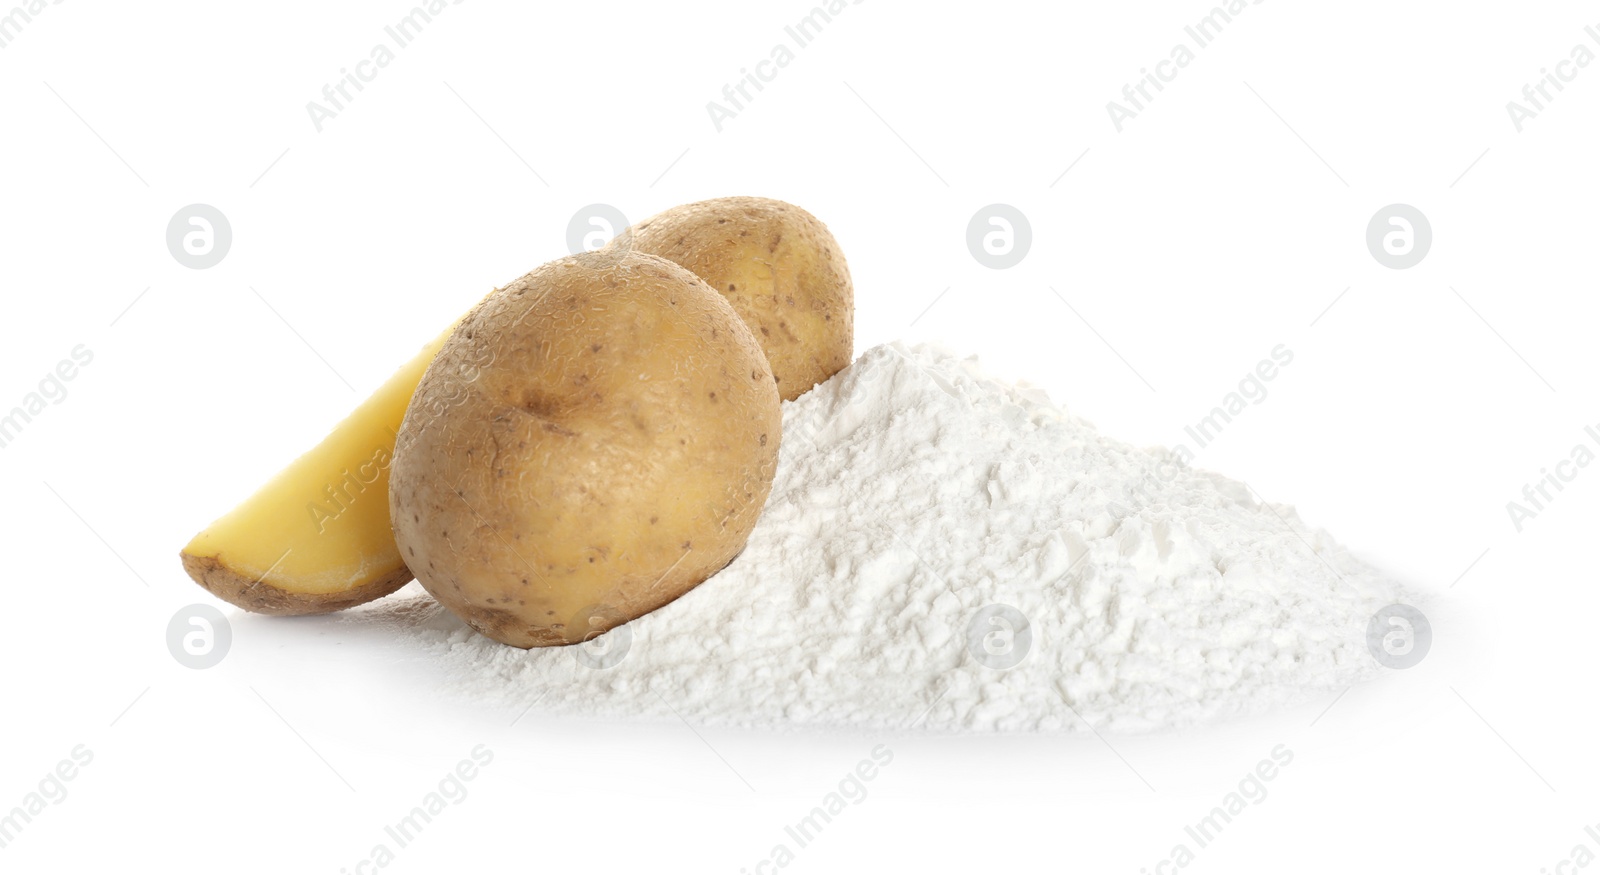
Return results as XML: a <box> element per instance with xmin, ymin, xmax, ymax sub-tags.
<box><xmin>180</xmin><ymin>326</ymin><xmax>457</xmax><ymax>615</ymax></box>
<box><xmin>614</xmin><ymin>196</ymin><xmax>853</xmax><ymax>401</ymax></box>
<box><xmin>389</xmin><ymin>250</ymin><xmax>782</xmax><ymax>648</ymax></box>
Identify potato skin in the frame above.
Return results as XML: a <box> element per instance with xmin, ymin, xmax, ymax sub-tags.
<box><xmin>615</xmin><ymin>196</ymin><xmax>853</xmax><ymax>402</ymax></box>
<box><xmin>390</xmin><ymin>250</ymin><xmax>782</xmax><ymax>648</ymax></box>
<box><xmin>179</xmin><ymin>553</ymin><xmax>411</xmax><ymax>616</ymax></box>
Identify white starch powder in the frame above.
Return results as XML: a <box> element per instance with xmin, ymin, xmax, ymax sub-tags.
<box><xmin>351</xmin><ymin>342</ymin><xmax>1413</xmax><ymax>733</ymax></box>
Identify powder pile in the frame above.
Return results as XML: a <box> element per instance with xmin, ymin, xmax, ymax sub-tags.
<box><xmin>355</xmin><ymin>342</ymin><xmax>1413</xmax><ymax>733</ymax></box>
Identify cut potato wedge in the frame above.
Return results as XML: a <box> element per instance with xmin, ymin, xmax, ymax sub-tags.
<box><xmin>180</xmin><ymin>326</ymin><xmax>455</xmax><ymax>615</ymax></box>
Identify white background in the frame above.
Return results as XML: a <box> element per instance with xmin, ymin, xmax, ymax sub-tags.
<box><xmin>2</xmin><ymin>0</ymin><xmax>1597</xmax><ymax>871</ymax></box>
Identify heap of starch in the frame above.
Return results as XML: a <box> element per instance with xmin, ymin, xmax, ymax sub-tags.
<box><xmin>356</xmin><ymin>342</ymin><xmax>1411</xmax><ymax>733</ymax></box>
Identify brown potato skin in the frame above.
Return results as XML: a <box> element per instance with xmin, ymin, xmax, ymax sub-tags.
<box><xmin>179</xmin><ymin>553</ymin><xmax>412</xmax><ymax>616</ymax></box>
<box><xmin>389</xmin><ymin>250</ymin><xmax>782</xmax><ymax>648</ymax></box>
<box><xmin>615</xmin><ymin>196</ymin><xmax>853</xmax><ymax>402</ymax></box>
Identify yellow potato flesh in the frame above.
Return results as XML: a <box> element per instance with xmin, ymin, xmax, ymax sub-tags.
<box><xmin>181</xmin><ymin>326</ymin><xmax>454</xmax><ymax>605</ymax></box>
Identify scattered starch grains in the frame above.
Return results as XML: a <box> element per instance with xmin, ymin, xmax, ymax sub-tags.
<box><xmin>355</xmin><ymin>342</ymin><xmax>1415</xmax><ymax>733</ymax></box>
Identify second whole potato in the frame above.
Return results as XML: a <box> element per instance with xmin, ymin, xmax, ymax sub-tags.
<box><xmin>615</xmin><ymin>196</ymin><xmax>854</xmax><ymax>402</ymax></box>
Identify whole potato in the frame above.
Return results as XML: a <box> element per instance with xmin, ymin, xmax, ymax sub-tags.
<box><xmin>615</xmin><ymin>196</ymin><xmax>853</xmax><ymax>401</ymax></box>
<box><xmin>390</xmin><ymin>250</ymin><xmax>782</xmax><ymax>648</ymax></box>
